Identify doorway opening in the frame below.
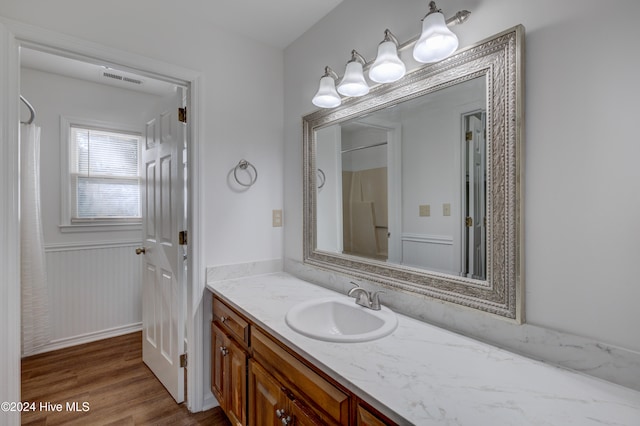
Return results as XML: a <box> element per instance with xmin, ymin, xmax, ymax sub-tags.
<box><xmin>18</xmin><ymin>43</ymin><xmax>193</xmax><ymax>406</ymax></box>
<box><xmin>461</xmin><ymin>110</ymin><xmax>487</xmax><ymax>280</ymax></box>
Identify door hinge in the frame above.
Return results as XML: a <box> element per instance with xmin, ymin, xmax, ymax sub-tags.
<box><xmin>178</xmin><ymin>107</ymin><xmax>187</xmax><ymax>123</ymax></box>
<box><xmin>465</xmin><ymin>131</ymin><xmax>472</xmax><ymax>141</ymax></box>
<box><xmin>179</xmin><ymin>230</ymin><xmax>188</xmax><ymax>245</ymax></box>
<box><xmin>180</xmin><ymin>353</ymin><xmax>187</xmax><ymax>368</ymax></box>
<box><xmin>466</xmin><ymin>217</ymin><xmax>473</xmax><ymax>227</ymax></box>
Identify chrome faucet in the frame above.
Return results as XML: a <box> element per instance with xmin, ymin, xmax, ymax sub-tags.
<box><xmin>348</xmin><ymin>282</ymin><xmax>384</xmax><ymax>311</ymax></box>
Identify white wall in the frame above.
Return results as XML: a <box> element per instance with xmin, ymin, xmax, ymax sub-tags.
<box><xmin>21</xmin><ymin>68</ymin><xmax>160</xmax><ymax>245</ymax></box>
<box><xmin>400</xmin><ymin>78</ymin><xmax>485</xmax><ymax>273</ymax></box>
<box><xmin>1</xmin><ymin>3</ymin><xmax>285</xmax><ymax>414</ymax></box>
<box><xmin>0</xmin><ymin>0</ymin><xmax>285</xmax><ymax>272</ymax></box>
<box><xmin>316</xmin><ymin>125</ymin><xmax>342</xmax><ymax>252</ymax></box>
<box><xmin>284</xmin><ymin>0</ymin><xmax>640</xmax><ymax>364</ymax></box>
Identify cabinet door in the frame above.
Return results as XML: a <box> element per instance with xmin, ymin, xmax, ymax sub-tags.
<box><xmin>211</xmin><ymin>323</ymin><xmax>227</xmax><ymax>404</ymax></box>
<box><xmin>249</xmin><ymin>360</ymin><xmax>288</xmax><ymax>426</ymax></box>
<box><xmin>226</xmin><ymin>337</ymin><xmax>247</xmax><ymax>426</ymax></box>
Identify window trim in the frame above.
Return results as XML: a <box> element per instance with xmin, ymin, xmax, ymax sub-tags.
<box><xmin>60</xmin><ymin>116</ymin><xmax>143</xmax><ymax>232</ymax></box>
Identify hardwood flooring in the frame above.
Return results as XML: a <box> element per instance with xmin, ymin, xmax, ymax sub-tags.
<box><xmin>21</xmin><ymin>332</ymin><xmax>231</xmax><ymax>426</ymax></box>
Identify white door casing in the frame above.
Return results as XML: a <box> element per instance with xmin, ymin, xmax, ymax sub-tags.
<box><xmin>0</xmin><ymin>22</ymin><xmax>22</xmax><ymax>426</ymax></box>
<box><xmin>141</xmin><ymin>87</ymin><xmax>186</xmax><ymax>403</ymax></box>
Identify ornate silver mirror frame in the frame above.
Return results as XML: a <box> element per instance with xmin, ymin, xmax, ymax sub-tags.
<box><xmin>303</xmin><ymin>26</ymin><xmax>525</xmax><ymax>322</ymax></box>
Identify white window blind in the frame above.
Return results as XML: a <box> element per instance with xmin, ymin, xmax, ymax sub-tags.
<box><xmin>70</xmin><ymin>126</ymin><xmax>141</xmax><ymax>220</ymax></box>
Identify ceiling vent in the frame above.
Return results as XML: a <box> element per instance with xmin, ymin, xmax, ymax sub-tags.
<box><xmin>102</xmin><ymin>71</ymin><xmax>143</xmax><ymax>85</ymax></box>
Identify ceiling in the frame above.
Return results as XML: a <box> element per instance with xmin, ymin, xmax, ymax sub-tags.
<box><xmin>4</xmin><ymin>0</ymin><xmax>344</xmax><ymax>50</ymax></box>
<box><xmin>18</xmin><ymin>0</ymin><xmax>344</xmax><ymax>96</ymax></box>
<box><xmin>186</xmin><ymin>0</ymin><xmax>344</xmax><ymax>50</ymax></box>
<box><xmin>21</xmin><ymin>48</ymin><xmax>178</xmax><ymax>96</ymax></box>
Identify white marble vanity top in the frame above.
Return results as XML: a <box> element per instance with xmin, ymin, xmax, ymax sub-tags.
<box><xmin>206</xmin><ymin>272</ymin><xmax>640</xmax><ymax>425</ymax></box>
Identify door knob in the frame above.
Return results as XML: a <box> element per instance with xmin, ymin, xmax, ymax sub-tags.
<box><xmin>135</xmin><ymin>247</ymin><xmax>147</xmax><ymax>255</ymax></box>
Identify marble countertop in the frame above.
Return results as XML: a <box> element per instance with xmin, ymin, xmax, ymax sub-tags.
<box><xmin>206</xmin><ymin>272</ymin><xmax>640</xmax><ymax>425</ymax></box>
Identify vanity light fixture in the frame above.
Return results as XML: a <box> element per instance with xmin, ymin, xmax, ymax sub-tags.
<box><xmin>311</xmin><ymin>2</ymin><xmax>470</xmax><ymax>108</ymax></box>
<box><xmin>413</xmin><ymin>1</ymin><xmax>460</xmax><ymax>63</ymax></box>
<box><xmin>369</xmin><ymin>29</ymin><xmax>406</xmax><ymax>84</ymax></box>
<box><xmin>337</xmin><ymin>50</ymin><xmax>369</xmax><ymax>97</ymax></box>
<box><xmin>312</xmin><ymin>66</ymin><xmax>342</xmax><ymax>108</ymax></box>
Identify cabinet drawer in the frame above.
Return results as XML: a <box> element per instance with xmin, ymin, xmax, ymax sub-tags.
<box><xmin>213</xmin><ymin>296</ymin><xmax>249</xmax><ymax>345</ymax></box>
<box><xmin>252</xmin><ymin>328</ymin><xmax>349</xmax><ymax>424</ymax></box>
<box><xmin>356</xmin><ymin>402</ymin><xmax>396</xmax><ymax>426</ymax></box>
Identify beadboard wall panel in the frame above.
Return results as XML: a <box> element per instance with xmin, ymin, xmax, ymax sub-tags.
<box><xmin>33</xmin><ymin>242</ymin><xmax>142</xmax><ymax>355</ymax></box>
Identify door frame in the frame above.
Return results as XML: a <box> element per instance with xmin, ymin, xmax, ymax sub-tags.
<box><xmin>0</xmin><ymin>18</ymin><xmax>207</xmax><ymax>414</ymax></box>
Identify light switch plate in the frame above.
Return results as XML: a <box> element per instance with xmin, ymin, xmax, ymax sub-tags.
<box><xmin>443</xmin><ymin>203</ymin><xmax>451</xmax><ymax>216</ymax></box>
<box><xmin>419</xmin><ymin>205</ymin><xmax>430</xmax><ymax>217</ymax></box>
<box><xmin>272</xmin><ymin>209</ymin><xmax>283</xmax><ymax>227</ymax></box>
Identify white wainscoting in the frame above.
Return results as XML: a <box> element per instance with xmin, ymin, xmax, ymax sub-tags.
<box><xmin>401</xmin><ymin>233</ymin><xmax>454</xmax><ymax>274</ymax></box>
<box><xmin>31</xmin><ymin>241</ymin><xmax>142</xmax><ymax>355</ymax></box>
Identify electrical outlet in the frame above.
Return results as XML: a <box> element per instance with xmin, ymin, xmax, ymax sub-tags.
<box><xmin>443</xmin><ymin>203</ymin><xmax>451</xmax><ymax>216</ymax></box>
<box><xmin>272</xmin><ymin>209</ymin><xmax>283</xmax><ymax>227</ymax></box>
<box><xmin>419</xmin><ymin>204</ymin><xmax>430</xmax><ymax>217</ymax></box>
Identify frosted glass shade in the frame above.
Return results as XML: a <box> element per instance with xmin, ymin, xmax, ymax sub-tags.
<box><xmin>337</xmin><ymin>61</ymin><xmax>369</xmax><ymax>97</ymax></box>
<box><xmin>312</xmin><ymin>76</ymin><xmax>341</xmax><ymax>108</ymax></box>
<box><xmin>369</xmin><ymin>41</ymin><xmax>406</xmax><ymax>83</ymax></box>
<box><xmin>413</xmin><ymin>12</ymin><xmax>459</xmax><ymax>63</ymax></box>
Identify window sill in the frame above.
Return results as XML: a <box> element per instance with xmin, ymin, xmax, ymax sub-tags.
<box><xmin>59</xmin><ymin>222</ymin><xmax>142</xmax><ymax>233</ymax></box>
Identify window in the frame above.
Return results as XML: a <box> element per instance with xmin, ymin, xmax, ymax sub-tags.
<box><xmin>67</xmin><ymin>124</ymin><xmax>142</xmax><ymax>224</ymax></box>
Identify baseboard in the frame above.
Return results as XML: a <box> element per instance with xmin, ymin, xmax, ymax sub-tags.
<box><xmin>202</xmin><ymin>390</ymin><xmax>220</xmax><ymax>411</ymax></box>
<box><xmin>23</xmin><ymin>323</ymin><xmax>142</xmax><ymax>357</ymax></box>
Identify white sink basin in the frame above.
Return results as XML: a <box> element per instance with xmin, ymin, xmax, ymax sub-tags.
<box><xmin>285</xmin><ymin>296</ymin><xmax>398</xmax><ymax>343</ymax></box>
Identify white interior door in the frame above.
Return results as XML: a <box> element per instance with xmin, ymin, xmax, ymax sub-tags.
<box><xmin>466</xmin><ymin>113</ymin><xmax>486</xmax><ymax>279</ymax></box>
<box><xmin>140</xmin><ymin>87</ymin><xmax>186</xmax><ymax>403</ymax></box>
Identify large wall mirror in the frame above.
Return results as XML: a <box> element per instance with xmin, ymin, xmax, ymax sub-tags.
<box><xmin>303</xmin><ymin>26</ymin><xmax>524</xmax><ymax>321</ymax></box>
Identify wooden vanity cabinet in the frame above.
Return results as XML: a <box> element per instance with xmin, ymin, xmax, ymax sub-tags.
<box><xmin>355</xmin><ymin>401</ymin><xmax>395</xmax><ymax>426</ymax></box>
<box><xmin>211</xmin><ymin>294</ymin><xmax>397</xmax><ymax>426</ymax></box>
<box><xmin>248</xmin><ymin>359</ymin><xmax>325</xmax><ymax>425</ymax></box>
<box><xmin>212</xmin><ymin>297</ymin><xmax>251</xmax><ymax>426</ymax></box>
<box><xmin>211</xmin><ymin>321</ymin><xmax>248</xmax><ymax>426</ymax></box>
<box><xmin>251</xmin><ymin>328</ymin><xmax>349</xmax><ymax>425</ymax></box>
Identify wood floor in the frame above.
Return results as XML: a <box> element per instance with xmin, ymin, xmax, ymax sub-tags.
<box><xmin>21</xmin><ymin>332</ymin><xmax>231</xmax><ymax>426</ymax></box>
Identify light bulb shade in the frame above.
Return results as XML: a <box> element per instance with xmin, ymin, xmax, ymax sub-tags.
<box><xmin>312</xmin><ymin>76</ymin><xmax>341</xmax><ymax>108</ymax></box>
<box><xmin>369</xmin><ymin>41</ymin><xmax>406</xmax><ymax>83</ymax></box>
<box><xmin>337</xmin><ymin>61</ymin><xmax>369</xmax><ymax>97</ymax></box>
<box><xmin>413</xmin><ymin>11</ymin><xmax>459</xmax><ymax>63</ymax></box>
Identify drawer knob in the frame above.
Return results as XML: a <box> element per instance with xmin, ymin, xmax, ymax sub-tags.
<box><xmin>220</xmin><ymin>316</ymin><xmax>227</xmax><ymax>323</ymax></box>
<box><xmin>275</xmin><ymin>409</ymin><xmax>291</xmax><ymax>425</ymax></box>
<box><xmin>220</xmin><ymin>346</ymin><xmax>229</xmax><ymax>356</ymax></box>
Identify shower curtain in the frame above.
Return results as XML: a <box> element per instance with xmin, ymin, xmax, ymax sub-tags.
<box><xmin>20</xmin><ymin>123</ymin><xmax>51</xmax><ymax>355</ymax></box>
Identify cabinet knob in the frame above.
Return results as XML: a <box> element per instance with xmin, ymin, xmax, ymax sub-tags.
<box><xmin>219</xmin><ymin>346</ymin><xmax>228</xmax><ymax>356</ymax></box>
<box><xmin>275</xmin><ymin>409</ymin><xmax>290</xmax><ymax>425</ymax></box>
<box><xmin>220</xmin><ymin>316</ymin><xmax>227</xmax><ymax>323</ymax></box>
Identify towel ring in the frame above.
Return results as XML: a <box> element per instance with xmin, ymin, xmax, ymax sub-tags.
<box><xmin>317</xmin><ymin>168</ymin><xmax>326</xmax><ymax>189</ymax></box>
<box><xmin>233</xmin><ymin>159</ymin><xmax>258</xmax><ymax>187</ymax></box>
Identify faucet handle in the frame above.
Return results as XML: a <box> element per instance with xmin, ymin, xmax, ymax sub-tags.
<box><xmin>370</xmin><ymin>291</ymin><xmax>385</xmax><ymax>310</ymax></box>
<box><xmin>347</xmin><ymin>281</ymin><xmax>361</xmax><ymax>297</ymax></box>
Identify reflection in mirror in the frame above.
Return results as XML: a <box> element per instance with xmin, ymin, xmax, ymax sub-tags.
<box><xmin>316</xmin><ymin>77</ymin><xmax>486</xmax><ymax>279</ymax></box>
<box><xmin>304</xmin><ymin>26</ymin><xmax>524</xmax><ymax>321</ymax></box>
